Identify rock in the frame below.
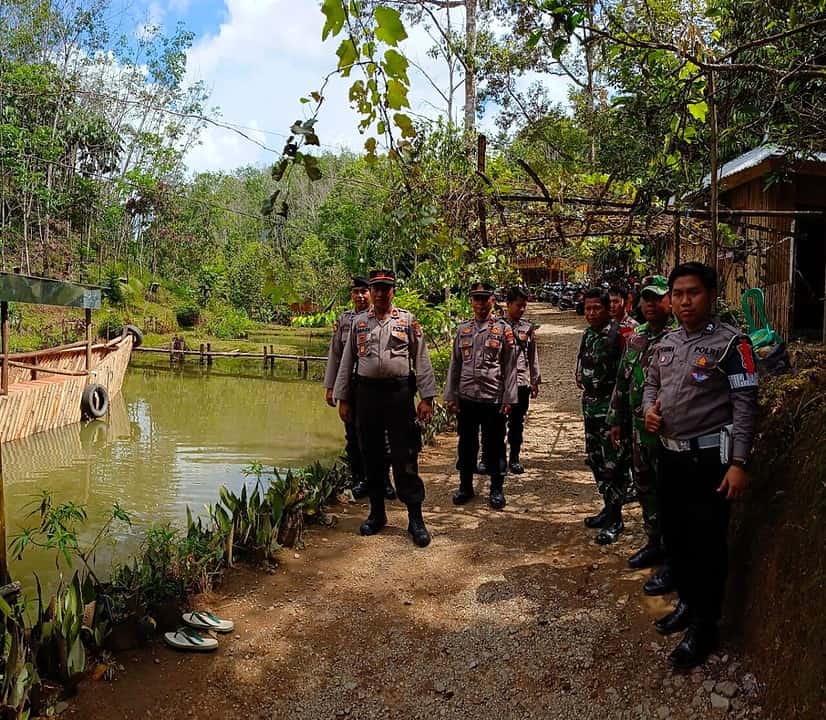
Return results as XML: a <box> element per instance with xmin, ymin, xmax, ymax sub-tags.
<box><xmin>672</xmin><ymin>675</ymin><xmax>685</xmax><ymax>688</ymax></box>
<box><xmin>715</xmin><ymin>681</ymin><xmax>739</xmax><ymax>698</ymax></box>
<box><xmin>703</xmin><ymin>680</ymin><xmax>716</xmax><ymax>692</ymax></box>
<box><xmin>741</xmin><ymin>673</ymin><xmax>758</xmax><ymax>695</ymax></box>
<box><xmin>54</xmin><ymin>701</ymin><xmax>70</xmax><ymax>714</ymax></box>
<box><xmin>343</xmin><ymin>681</ymin><xmax>357</xmax><ymax>691</ymax></box>
<box><xmin>710</xmin><ymin>693</ymin><xmax>730</xmax><ymax>711</ymax></box>
<box><xmin>656</xmin><ymin>705</ymin><xmax>671</xmax><ymax>719</ymax></box>
<box><xmin>468</xmin><ymin>660</ymin><xmax>478</xmax><ymax>670</ymax></box>
<box><xmin>727</xmin><ymin>662</ymin><xmax>741</xmax><ymax>677</ymax></box>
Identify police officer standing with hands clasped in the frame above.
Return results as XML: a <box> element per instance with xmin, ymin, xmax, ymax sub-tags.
<box><xmin>643</xmin><ymin>262</ymin><xmax>758</xmax><ymax>669</ymax></box>
<box><xmin>445</xmin><ymin>281</ymin><xmax>518</xmax><ymax>509</ymax></box>
<box><xmin>333</xmin><ymin>269</ymin><xmax>436</xmax><ymax>547</ymax></box>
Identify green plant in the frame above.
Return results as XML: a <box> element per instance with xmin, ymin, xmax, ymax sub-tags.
<box><xmin>203</xmin><ymin>305</ymin><xmax>254</xmax><ymax>339</ymax></box>
<box><xmin>96</xmin><ymin>312</ymin><xmax>124</xmax><ymax>340</ymax></box>
<box><xmin>0</xmin><ymin>597</ymin><xmax>39</xmax><ymax>720</ymax></box>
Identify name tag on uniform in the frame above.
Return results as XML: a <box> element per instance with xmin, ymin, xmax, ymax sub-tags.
<box><xmin>485</xmin><ymin>337</ymin><xmax>501</xmax><ymax>349</ymax></box>
<box><xmin>518</xmin><ymin>331</ymin><xmax>528</xmax><ymax>342</ymax></box>
<box><xmin>391</xmin><ymin>330</ymin><xmax>407</xmax><ymax>341</ymax></box>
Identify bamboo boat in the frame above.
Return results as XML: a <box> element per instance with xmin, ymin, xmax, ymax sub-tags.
<box><xmin>0</xmin><ymin>272</ymin><xmax>136</xmax><ymax>443</ymax></box>
<box><xmin>0</xmin><ymin>334</ymin><xmax>134</xmax><ymax>442</ymax></box>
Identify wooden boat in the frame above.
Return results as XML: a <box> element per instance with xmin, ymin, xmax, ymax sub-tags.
<box><xmin>0</xmin><ymin>273</ymin><xmax>137</xmax><ymax>443</ymax></box>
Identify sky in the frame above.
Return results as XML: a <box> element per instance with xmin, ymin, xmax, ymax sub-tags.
<box><xmin>118</xmin><ymin>0</ymin><xmax>571</xmax><ymax>174</ymax></box>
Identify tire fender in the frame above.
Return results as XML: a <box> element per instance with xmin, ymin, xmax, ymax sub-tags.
<box><xmin>123</xmin><ymin>324</ymin><xmax>143</xmax><ymax>347</ymax></box>
<box><xmin>81</xmin><ymin>383</ymin><xmax>110</xmax><ymax>420</ymax></box>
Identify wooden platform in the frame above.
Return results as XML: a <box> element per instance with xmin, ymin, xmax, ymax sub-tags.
<box><xmin>0</xmin><ymin>336</ymin><xmax>132</xmax><ymax>442</ymax></box>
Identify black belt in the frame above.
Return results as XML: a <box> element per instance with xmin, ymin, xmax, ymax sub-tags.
<box><xmin>357</xmin><ymin>375</ymin><xmax>409</xmax><ymax>388</ymax></box>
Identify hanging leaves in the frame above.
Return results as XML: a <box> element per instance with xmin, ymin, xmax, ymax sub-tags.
<box><xmin>321</xmin><ymin>0</ymin><xmax>345</xmax><ymax>40</ymax></box>
<box><xmin>374</xmin><ymin>7</ymin><xmax>407</xmax><ymax>46</ymax></box>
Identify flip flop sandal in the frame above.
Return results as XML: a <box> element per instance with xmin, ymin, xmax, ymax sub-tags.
<box><xmin>163</xmin><ymin>626</ymin><xmax>218</xmax><ymax>652</ymax></box>
<box><xmin>182</xmin><ymin>611</ymin><xmax>234</xmax><ymax>634</ymax></box>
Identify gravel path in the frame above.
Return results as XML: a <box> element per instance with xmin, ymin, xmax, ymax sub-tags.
<box><xmin>68</xmin><ymin>306</ymin><xmax>767</xmax><ymax>720</ymax></box>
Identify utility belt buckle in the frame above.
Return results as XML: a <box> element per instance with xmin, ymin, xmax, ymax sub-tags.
<box><xmin>660</xmin><ymin>431</ymin><xmax>722</xmax><ymax>453</ymax></box>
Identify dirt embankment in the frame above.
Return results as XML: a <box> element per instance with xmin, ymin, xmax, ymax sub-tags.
<box><xmin>65</xmin><ymin>307</ymin><xmax>818</xmax><ymax>720</ymax></box>
<box><xmin>726</xmin><ymin>356</ymin><xmax>826</xmax><ymax>720</ymax></box>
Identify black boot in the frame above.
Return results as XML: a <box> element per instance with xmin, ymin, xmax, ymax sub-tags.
<box><xmin>351</xmin><ymin>478</ymin><xmax>369</xmax><ymax>499</ymax></box>
<box><xmin>508</xmin><ymin>449</ymin><xmax>524</xmax><ymax>474</ymax></box>
<box><xmin>595</xmin><ymin>503</ymin><xmax>624</xmax><ymax>544</ymax></box>
<box><xmin>384</xmin><ymin>477</ymin><xmax>397</xmax><ymax>500</ymax></box>
<box><xmin>407</xmin><ymin>504</ymin><xmax>431</xmax><ymax>547</ymax></box>
<box><xmin>584</xmin><ymin>501</ymin><xmax>611</xmax><ymax>528</ymax></box>
<box><xmin>668</xmin><ymin>624</ymin><xmax>718</xmax><ymax>669</ymax></box>
<box><xmin>452</xmin><ymin>475</ymin><xmax>475</xmax><ymax>505</ymax></box>
<box><xmin>654</xmin><ymin>600</ymin><xmax>692</xmax><ymax>636</ymax></box>
<box><xmin>643</xmin><ymin>563</ymin><xmax>676</xmax><ymax>596</ymax></box>
<box><xmin>489</xmin><ymin>476</ymin><xmax>506</xmax><ymax>510</ymax></box>
<box><xmin>359</xmin><ymin>499</ymin><xmax>387</xmax><ymax>536</ymax></box>
<box><xmin>628</xmin><ymin>536</ymin><xmax>665</xmax><ymax>569</ymax></box>
<box><xmin>476</xmin><ymin>460</ymin><xmax>488</xmax><ymax>475</ymax></box>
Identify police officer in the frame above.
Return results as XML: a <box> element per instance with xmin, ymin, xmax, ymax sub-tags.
<box><xmin>333</xmin><ymin>269</ymin><xmax>436</xmax><ymax>547</ymax></box>
<box><xmin>643</xmin><ymin>262</ymin><xmax>758</xmax><ymax>669</ymax></box>
<box><xmin>324</xmin><ymin>277</ymin><xmax>395</xmax><ymax>501</ymax></box>
<box><xmin>577</xmin><ymin>288</ymin><xmax>628</xmax><ymax>544</ymax></box>
<box><xmin>504</xmin><ymin>286</ymin><xmax>541</xmax><ymax>474</ymax></box>
<box><xmin>445</xmin><ymin>281</ymin><xmax>518</xmax><ymax>509</ymax></box>
<box><xmin>607</xmin><ymin>275</ymin><xmax>677</xmax><ymax>594</ymax></box>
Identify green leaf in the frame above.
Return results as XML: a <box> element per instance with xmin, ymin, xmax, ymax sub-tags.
<box><xmin>321</xmin><ymin>0</ymin><xmax>346</xmax><ymax>40</ymax></box>
<box><xmin>336</xmin><ymin>38</ymin><xmax>359</xmax><ymax>75</ymax></box>
<box><xmin>393</xmin><ymin>112</ymin><xmax>415</xmax><ymax>138</ymax></box>
<box><xmin>687</xmin><ymin>100</ymin><xmax>708</xmax><ymax>122</ymax></box>
<box><xmin>374</xmin><ymin>6</ymin><xmax>407</xmax><ymax>46</ymax></box>
<box><xmin>271</xmin><ymin>158</ymin><xmax>289</xmax><ymax>181</ymax></box>
<box><xmin>526</xmin><ymin>30</ymin><xmax>543</xmax><ymax>49</ymax></box>
<box><xmin>551</xmin><ymin>37</ymin><xmax>567</xmax><ymax>60</ymax></box>
<box><xmin>382</xmin><ymin>49</ymin><xmax>409</xmax><ymax>83</ymax></box>
<box><xmin>385</xmin><ymin>78</ymin><xmax>409</xmax><ymax>110</ymax></box>
<box><xmin>301</xmin><ymin>154</ymin><xmax>323</xmax><ymax>181</ymax></box>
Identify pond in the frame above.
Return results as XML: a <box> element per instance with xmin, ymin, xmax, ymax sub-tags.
<box><xmin>3</xmin><ymin>358</ymin><xmax>344</xmax><ymax>597</ymax></box>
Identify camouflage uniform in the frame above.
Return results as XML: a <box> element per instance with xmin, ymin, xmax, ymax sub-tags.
<box><xmin>606</xmin><ymin>319</ymin><xmax>677</xmax><ymax>538</ymax></box>
<box><xmin>576</xmin><ymin>321</ymin><xmax>628</xmax><ymax>506</ymax></box>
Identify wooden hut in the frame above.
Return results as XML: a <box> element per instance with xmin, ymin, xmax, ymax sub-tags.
<box><xmin>665</xmin><ymin>145</ymin><xmax>826</xmax><ymax>341</ymax></box>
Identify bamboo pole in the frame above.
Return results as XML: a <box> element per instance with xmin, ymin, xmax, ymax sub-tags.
<box><xmin>206</xmin><ymin>343</ymin><xmax>212</xmax><ymax>366</ymax></box>
<box><xmin>0</xmin><ymin>442</ymin><xmax>9</xmax><ymax>585</ymax></box>
<box><xmin>85</xmin><ymin>308</ymin><xmax>92</xmax><ymax>374</ymax></box>
<box><xmin>1</xmin><ymin>302</ymin><xmax>8</xmax><ymax>396</ymax></box>
<box><xmin>7</xmin><ymin>361</ymin><xmax>88</xmax><ymax>377</ymax></box>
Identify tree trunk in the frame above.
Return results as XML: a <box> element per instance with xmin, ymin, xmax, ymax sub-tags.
<box><xmin>708</xmin><ymin>69</ymin><xmax>719</xmax><ymax>276</ymax></box>
<box><xmin>463</xmin><ymin>0</ymin><xmax>477</xmax><ymax>133</ymax></box>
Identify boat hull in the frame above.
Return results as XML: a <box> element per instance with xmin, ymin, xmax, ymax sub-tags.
<box><xmin>0</xmin><ymin>336</ymin><xmax>133</xmax><ymax>442</ymax></box>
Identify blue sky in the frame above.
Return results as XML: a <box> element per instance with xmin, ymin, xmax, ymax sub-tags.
<box><xmin>117</xmin><ymin>0</ymin><xmax>570</xmax><ymax>173</ymax></box>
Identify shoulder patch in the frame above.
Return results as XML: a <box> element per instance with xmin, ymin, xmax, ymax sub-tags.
<box><xmin>413</xmin><ymin>320</ymin><xmax>422</xmax><ymax>338</ymax></box>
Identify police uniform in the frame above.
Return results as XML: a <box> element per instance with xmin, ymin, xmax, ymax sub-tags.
<box><xmin>577</xmin><ymin>318</ymin><xmax>629</xmax><ymax>543</ymax></box>
<box><xmin>643</xmin><ymin>317</ymin><xmax>758</xmax><ymax>665</ymax></box>
<box><xmin>444</xmin><ymin>288</ymin><xmax>518</xmax><ymax>509</ymax></box>
<box><xmin>333</xmin><ymin>270</ymin><xmax>436</xmax><ymax>546</ymax></box>
<box><xmin>325</xmin><ymin>305</ymin><xmax>366</xmax><ymax>491</ymax></box>
<box><xmin>607</xmin><ymin>297</ymin><xmax>677</xmax><ymax>584</ymax></box>
<box><xmin>505</xmin><ymin>317</ymin><xmax>541</xmax><ymax>473</ymax></box>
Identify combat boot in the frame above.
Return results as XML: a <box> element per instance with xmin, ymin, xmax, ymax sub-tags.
<box><xmin>628</xmin><ymin>536</ymin><xmax>665</xmax><ymax>569</ymax></box>
<box><xmin>654</xmin><ymin>600</ymin><xmax>692</xmax><ymax>635</ymax></box>
<box><xmin>489</xmin><ymin>476</ymin><xmax>506</xmax><ymax>510</ymax></box>
<box><xmin>595</xmin><ymin>503</ymin><xmax>624</xmax><ymax>544</ymax></box>
<box><xmin>643</xmin><ymin>563</ymin><xmax>675</xmax><ymax>596</ymax></box>
<box><xmin>452</xmin><ymin>475</ymin><xmax>475</xmax><ymax>505</ymax></box>
<box><xmin>359</xmin><ymin>498</ymin><xmax>387</xmax><ymax>536</ymax></box>
<box><xmin>584</xmin><ymin>500</ymin><xmax>611</xmax><ymax>529</ymax></box>
<box><xmin>407</xmin><ymin>504</ymin><xmax>431</xmax><ymax>547</ymax></box>
<box><xmin>384</xmin><ymin>477</ymin><xmax>397</xmax><ymax>500</ymax></box>
<box><xmin>508</xmin><ymin>450</ymin><xmax>524</xmax><ymax>474</ymax></box>
<box><xmin>476</xmin><ymin>460</ymin><xmax>488</xmax><ymax>475</ymax></box>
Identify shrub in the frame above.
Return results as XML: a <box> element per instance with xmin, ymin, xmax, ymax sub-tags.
<box><xmin>204</xmin><ymin>306</ymin><xmax>253</xmax><ymax>339</ymax></box>
<box><xmin>175</xmin><ymin>304</ymin><xmax>201</xmax><ymax>328</ymax></box>
<box><xmin>96</xmin><ymin>312</ymin><xmax>123</xmax><ymax>339</ymax></box>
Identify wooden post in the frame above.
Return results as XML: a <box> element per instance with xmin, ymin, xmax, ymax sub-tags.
<box><xmin>84</xmin><ymin>308</ymin><xmax>92</xmax><ymax>374</ymax></box>
<box><xmin>169</xmin><ymin>339</ymin><xmax>174</xmax><ymax>364</ymax></box>
<box><xmin>269</xmin><ymin>345</ymin><xmax>275</xmax><ymax>370</ymax></box>
<box><xmin>302</xmin><ymin>357</ymin><xmax>308</xmax><ymax>379</ymax></box>
<box><xmin>200</xmin><ymin>343</ymin><xmax>205</xmax><ymax>365</ymax></box>
<box><xmin>674</xmin><ymin>213</ymin><xmax>682</xmax><ymax>269</ymax></box>
<box><xmin>263</xmin><ymin>345</ymin><xmax>268</xmax><ymax>368</ymax></box>
<box><xmin>477</xmin><ymin>133</ymin><xmax>488</xmax><ymax>247</ymax></box>
<box><xmin>708</xmin><ymin>69</ymin><xmax>719</xmax><ymax>275</ymax></box>
<box><xmin>0</xmin><ymin>443</ymin><xmax>9</xmax><ymax>585</ymax></box>
<box><xmin>206</xmin><ymin>342</ymin><xmax>213</xmax><ymax>366</ymax></box>
<box><xmin>30</xmin><ymin>356</ymin><xmax>37</xmax><ymax>381</ymax></box>
<box><xmin>1</xmin><ymin>302</ymin><xmax>8</xmax><ymax>396</ymax></box>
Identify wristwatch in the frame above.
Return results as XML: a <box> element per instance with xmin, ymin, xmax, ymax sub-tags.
<box><xmin>730</xmin><ymin>457</ymin><xmax>748</xmax><ymax>469</ymax></box>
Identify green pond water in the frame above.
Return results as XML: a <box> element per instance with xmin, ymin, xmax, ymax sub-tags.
<box><xmin>3</xmin><ymin>358</ymin><xmax>343</xmax><ymax>597</ymax></box>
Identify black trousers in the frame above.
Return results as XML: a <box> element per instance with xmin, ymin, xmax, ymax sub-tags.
<box><xmin>506</xmin><ymin>386</ymin><xmax>531</xmax><ymax>458</ymax></box>
<box><xmin>355</xmin><ymin>379</ymin><xmax>424</xmax><ymax>505</ymax></box>
<box><xmin>344</xmin><ymin>419</ymin><xmax>364</xmax><ymax>482</ymax></box>
<box><xmin>658</xmin><ymin>446</ymin><xmax>731</xmax><ymax>627</ymax></box>
<box><xmin>457</xmin><ymin>398</ymin><xmax>506</xmax><ymax>483</ymax></box>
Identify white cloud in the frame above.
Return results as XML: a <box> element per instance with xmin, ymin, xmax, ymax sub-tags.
<box><xmin>182</xmin><ymin>1</ymin><xmax>571</xmax><ymax>173</ymax></box>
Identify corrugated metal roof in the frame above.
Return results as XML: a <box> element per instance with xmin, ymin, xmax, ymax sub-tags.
<box><xmin>701</xmin><ymin>144</ymin><xmax>826</xmax><ymax>189</ymax></box>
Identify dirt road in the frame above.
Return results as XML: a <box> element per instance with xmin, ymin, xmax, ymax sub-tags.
<box><xmin>69</xmin><ymin>307</ymin><xmax>765</xmax><ymax>720</ymax></box>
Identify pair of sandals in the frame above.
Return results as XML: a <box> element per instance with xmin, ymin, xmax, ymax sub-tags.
<box><xmin>163</xmin><ymin>611</ymin><xmax>234</xmax><ymax>652</ymax></box>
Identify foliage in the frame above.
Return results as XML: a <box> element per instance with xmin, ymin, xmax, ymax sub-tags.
<box><xmin>203</xmin><ymin>304</ymin><xmax>254</xmax><ymax>339</ymax></box>
<box><xmin>175</xmin><ymin>304</ymin><xmax>200</xmax><ymax>328</ymax></box>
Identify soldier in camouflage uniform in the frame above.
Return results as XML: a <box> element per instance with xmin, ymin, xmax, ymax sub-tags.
<box><xmin>324</xmin><ymin>277</ymin><xmax>394</xmax><ymax>500</ymax></box>
<box><xmin>577</xmin><ymin>288</ymin><xmax>628</xmax><ymax>544</ymax></box>
<box><xmin>607</xmin><ymin>275</ymin><xmax>677</xmax><ymax>594</ymax></box>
